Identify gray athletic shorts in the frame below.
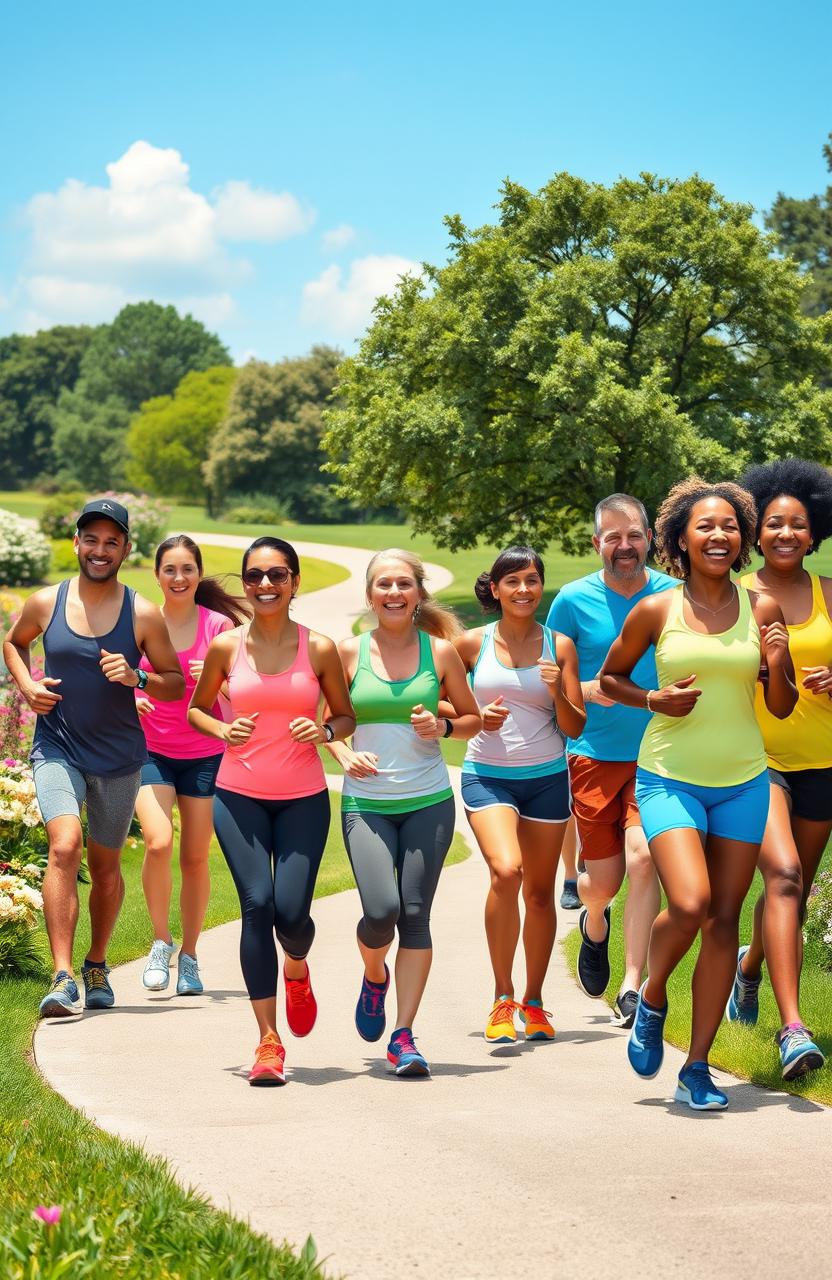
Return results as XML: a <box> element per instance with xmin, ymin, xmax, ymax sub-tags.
<box><xmin>32</xmin><ymin>758</ymin><xmax>141</xmax><ymax>849</ymax></box>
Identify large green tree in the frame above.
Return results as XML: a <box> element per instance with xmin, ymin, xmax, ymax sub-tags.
<box><xmin>125</xmin><ymin>366</ymin><xmax>238</xmax><ymax>502</ymax></box>
<box><xmin>205</xmin><ymin>346</ymin><xmax>352</xmax><ymax>520</ymax></box>
<box><xmin>766</xmin><ymin>132</ymin><xmax>832</xmax><ymax>319</ymax></box>
<box><xmin>324</xmin><ymin>172</ymin><xmax>832</xmax><ymax>551</ymax></box>
<box><xmin>0</xmin><ymin>325</ymin><xmax>94</xmax><ymax>485</ymax></box>
<box><xmin>51</xmin><ymin>302</ymin><xmax>231</xmax><ymax>489</ymax></box>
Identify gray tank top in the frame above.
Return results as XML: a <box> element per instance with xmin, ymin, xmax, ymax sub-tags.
<box><xmin>32</xmin><ymin>579</ymin><xmax>147</xmax><ymax>776</ymax></box>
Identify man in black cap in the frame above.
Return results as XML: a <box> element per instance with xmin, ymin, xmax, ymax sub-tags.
<box><xmin>3</xmin><ymin>497</ymin><xmax>185</xmax><ymax>1019</ymax></box>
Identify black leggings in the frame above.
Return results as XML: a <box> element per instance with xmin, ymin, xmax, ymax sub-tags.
<box><xmin>342</xmin><ymin>797</ymin><xmax>455</xmax><ymax>950</ymax></box>
<box><xmin>213</xmin><ymin>787</ymin><xmax>330</xmax><ymax>1001</ymax></box>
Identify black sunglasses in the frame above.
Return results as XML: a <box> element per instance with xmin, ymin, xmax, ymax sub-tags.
<box><xmin>242</xmin><ymin>566</ymin><xmax>292</xmax><ymax>586</ymax></box>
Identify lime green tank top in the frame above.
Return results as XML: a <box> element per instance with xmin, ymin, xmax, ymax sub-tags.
<box><xmin>638</xmin><ymin>585</ymin><xmax>766</xmax><ymax>787</ymax></box>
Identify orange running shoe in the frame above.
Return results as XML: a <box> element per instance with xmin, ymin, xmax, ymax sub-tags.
<box><xmin>284</xmin><ymin>962</ymin><xmax>317</xmax><ymax>1037</ymax></box>
<box><xmin>520</xmin><ymin>1000</ymin><xmax>556</xmax><ymax>1042</ymax></box>
<box><xmin>249</xmin><ymin>1032</ymin><xmax>286</xmax><ymax>1086</ymax></box>
<box><xmin>485</xmin><ymin>996</ymin><xmax>520</xmax><ymax>1043</ymax></box>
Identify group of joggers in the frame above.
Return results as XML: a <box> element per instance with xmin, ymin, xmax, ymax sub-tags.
<box><xmin>4</xmin><ymin>456</ymin><xmax>831</xmax><ymax>1106</ymax></box>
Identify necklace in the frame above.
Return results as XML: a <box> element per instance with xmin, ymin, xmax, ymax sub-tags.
<box><xmin>684</xmin><ymin>582</ymin><xmax>737</xmax><ymax>616</ymax></box>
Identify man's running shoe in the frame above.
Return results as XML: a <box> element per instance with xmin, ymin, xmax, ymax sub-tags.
<box><xmin>627</xmin><ymin>981</ymin><xmax>667</xmax><ymax>1078</ymax></box>
<box><xmin>777</xmin><ymin>1024</ymin><xmax>825</xmax><ymax>1081</ymax></box>
<box><xmin>674</xmin><ymin>1060</ymin><xmax>728</xmax><ymax>1110</ymax></box>
<box><xmin>386</xmin><ymin>1027</ymin><xmax>430</xmax><ymax>1077</ymax></box>
<box><xmin>284</xmin><ymin>962</ymin><xmax>317</xmax><ymax>1037</ymax></box>
<box><xmin>485</xmin><ymin>996</ymin><xmax>520</xmax><ymax>1043</ymax></box>
<box><xmin>249</xmin><ymin>1032</ymin><xmax>286</xmax><ymax>1086</ymax></box>
<box><xmin>142</xmin><ymin>938</ymin><xmax>177</xmax><ymax>991</ymax></box>
<box><xmin>559</xmin><ymin>879</ymin><xmax>581</xmax><ymax>910</ymax></box>
<box><xmin>176</xmin><ymin>952</ymin><xmax>203</xmax><ymax>996</ymax></box>
<box><xmin>611</xmin><ymin>989</ymin><xmax>639</xmax><ymax>1029</ymax></box>
<box><xmin>82</xmin><ymin>961</ymin><xmax>114</xmax><ymax>1010</ymax></box>
<box><xmin>355</xmin><ymin>965</ymin><xmax>390</xmax><ymax>1042</ymax></box>
<box><xmin>725</xmin><ymin>945</ymin><xmax>761</xmax><ymax>1025</ymax></box>
<box><xmin>520</xmin><ymin>1000</ymin><xmax>555</xmax><ymax>1042</ymax></box>
<box><xmin>38</xmin><ymin>971</ymin><xmax>80</xmax><ymax>1019</ymax></box>
<box><xmin>576</xmin><ymin>906</ymin><xmax>611</xmax><ymax>998</ymax></box>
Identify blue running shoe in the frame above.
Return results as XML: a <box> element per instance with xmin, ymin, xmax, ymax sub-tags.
<box><xmin>38</xmin><ymin>971</ymin><xmax>80</xmax><ymax>1019</ymax></box>
<box><xmin>777</xmin><ymin>1024</ymin><xmax>825</xmax><ymax>1081</ymax></box>
<box><xmin>627</xmin><ymin>981</ymin><xmax>667</xmax><ymax>1078</ymax></box>
<box><xmin>82</xmin><ymin>960</ymin><xmax>114</xmax><ymax>1010</ymax></box>
<box><xmin>355</xmin><ymin>965</ymin><xmax>389</xmax><ymax>1042</ymax></box>
<box><xmin>386</xmin><ymin>1026</ymin><xmax>430</xmax><ymax>1077</ymax></box>
<box><xmin>560</xmin><ymin>879</ymin><xmax>581</xmax><ymax>910</ymax></box>
<box><xmin>675</xmin><ymin>1060</ymin><xmax>728</xmax><ymax>1110</ymax></box>
<box><xmin>176</xmin><ymin>952</ymin><xmax>203</xmax><ymax>996</ymax></box>
<box><xmin>725</xmin><ymin>945</ymin><xmax>761</xmax><ymax>1025</ymax></box>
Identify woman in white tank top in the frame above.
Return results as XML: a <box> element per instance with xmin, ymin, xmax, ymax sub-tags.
<box><xmin>454</xmin><ymin>547</ymin><xmax>585</xmax><ymax>1046</ymax></box>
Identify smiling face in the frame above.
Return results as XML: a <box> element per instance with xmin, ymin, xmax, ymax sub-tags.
<box><xmin>242</xmin><ymin>547</ymin><xmax>298</xmax><ymax>615</ymax></box>
<box><xmin>593</xmin><ymin>507</ymin><xmax>651</xmax><ymax>581</ymax></box>
<box><xmin>680</xmin><ymin>496</ymin><xmax>741</xmax><ymax>578</ymax></box>
<box><xmin>759</xmin><ymin>494</ymin><xmax>812</xmax><ymax>572</ymax></box>
<box><xmin>491</xmin><ymin>563</ymin><xmax>543</xmax><ymax>617</ymax></box>
<box><xmin>157</xmin><ymin>546</ymin><xmax>200</xmax><ymax>603</ymax></box>
<box><xmin>74</xmin><ymin>519</ymin><xmax>131</xmax><ymax>582</ymax></box>
<box><xmin>368</xmin><ymin>558</ymin><xmax>422</xmax><ymax>628</ymax></box>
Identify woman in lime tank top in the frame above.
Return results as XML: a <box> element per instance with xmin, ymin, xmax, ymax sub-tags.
<box><xmin>724</xmin><ymin>459</ymin><xmax>832</xmax><ymax>1081</ymax></box>
<box><xmin>326</xmin><ymin>550</ymin><xmax>481</xmax><ymax>1077</ymax></box>
<box><xmin>600</xmin><ymin>479</ymin><xmax>797</xmax><ymax>1109</ymax></box>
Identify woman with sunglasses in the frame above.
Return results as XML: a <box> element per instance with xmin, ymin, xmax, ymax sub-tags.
<box><xmin>135</xmin><ymin>535</ymin><xmax>247</xmax><ymax>998</ymax></box>
<box><xmin>189</xmin><ymin>536</ymin><xmax>355</xmax><ymax>1085</ymax></box>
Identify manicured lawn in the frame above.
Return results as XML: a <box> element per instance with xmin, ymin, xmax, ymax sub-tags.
<box><xmin>1</xmin><ymin>797</ymin><xmax>469</xmax><ymax>1275</ymax></box>
<box><xmin>562</xmin><ymin>850</ymin><xmax>832</xmax><ymax>1105</ymax></box>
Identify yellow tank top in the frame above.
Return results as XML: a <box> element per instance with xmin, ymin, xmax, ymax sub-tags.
<box><xmin>638</xmin><ymin>585</ymin><xmax>766</xmax><ymax>787</ymax></box>
<box><xmin>740</xmin><ymin>572</ymin><xmax>832</xmax><ymax>772</ymax></box>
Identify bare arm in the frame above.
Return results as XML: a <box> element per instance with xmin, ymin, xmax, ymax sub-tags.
<box><xmin>751</xmin><ymin>594</ymin><xmax>797</xmax><ymax>719</ymax></box>
<box><xmin>542</xmin><ymin>634</ymin><xmax>585</xmax><ymax>739</ymax></box>
<box><xmin>2</xmin><ymin>589</ymin><xmax>63</xmax><ymax>714</ymax></box>
<box><xmin>414</xmin><ymin>639</ymin><xmax>482</xmax><ymax>741</ymax></box>
<box><xmin>600</xmin><ymin>596</ymin><xmax>703</xmax><ymax>718</ymax></box>
<box><xmin>188</xmin><ymin>634</ymin><xmax>246</xmax><ymax>743</ymax></box>
<box><xmin>296</xmin><ymin>634</ymin><xmax>356</xmax><ymax>745</ymax></box>
<box><xmin>130</xmin><ymin>602</ymin><xmax>185</xmax><ymax>702</ymax></box>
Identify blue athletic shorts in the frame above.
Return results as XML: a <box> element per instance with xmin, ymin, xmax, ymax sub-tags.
<box><xmin>461</xmin><ymin>769</ymin><xmax>570</xmax><ymax>823</ymax></box>
<box><xmin>635</xmin><ymin>767</ymin><xmax>770</xmax><ymax>845</ymax></box>
<box><xmin>140</xmin><ymin>751</ymin><xmax>222</xmax><ymax>798</ymax></box>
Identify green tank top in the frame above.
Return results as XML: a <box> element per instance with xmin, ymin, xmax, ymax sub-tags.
<box><xmin>638</xmin><ymin>585</ymin><xmax>766</xmax><ymax>787</ymax></box>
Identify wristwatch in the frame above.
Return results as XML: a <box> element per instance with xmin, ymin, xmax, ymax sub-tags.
<box><xmin>442</xmin><ymin>717</ymin><xmax>454</xmax><ymax>738</ymax></box>
<box><xmin>134</xmin><ymin>668</ymin><xmax>149</xmax><ymax>691</ymax></box>
<box><xmin>322</xmin><ymin>722</ymin><xmax>335</xmax><ymax>743</ymax></box>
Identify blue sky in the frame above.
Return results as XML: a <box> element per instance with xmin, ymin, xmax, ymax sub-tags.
<box><xmin>1</xmin><ymin>0</ymin><xmax>829</xmax><ymax>363</ymax></box>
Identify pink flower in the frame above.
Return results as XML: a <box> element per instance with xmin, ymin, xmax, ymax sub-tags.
<box><xmin>32</xmin><ymin>1205</ymin><xmax>62</xmax><ymax>1225</ymax></box>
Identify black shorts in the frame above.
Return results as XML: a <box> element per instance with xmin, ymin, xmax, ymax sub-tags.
<box><xmin>768</xmin><ymin>766</ymin><xmax>832</xmax><ymax>823</ymax></box>
<box><xmin>141</xmin><ymin>751</ymin><xmax>222</xmax><ymax>799</ymax></box>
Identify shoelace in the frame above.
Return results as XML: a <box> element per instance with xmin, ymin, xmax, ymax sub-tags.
<box><xmin>639</xmin><ymin>1004</ymin><xmax>664</xmax><ymax>1047</ymax></box>
<box><xmin>491</xmin><ymin>999</ymin><xmax>521</xmax><ymax>1026</ymax></box>
<box><xmin>148</xmin><ymin>941</ymin><xmax>172</xmax><ymax>969</ymax></box>
<box><xmin>361</xmin><ymin>981</ymin><xmax>385</xmax><ymax>1015</ymax></box>
<box><xmin>736</xmin><ymin>971</ymin><xmax>760</xmax><ymax>1008</ymax></box>
<box><xmin>179</xmin><ymin>955</ymin><xmax>199</xmax><ymax>980</ymax></box>
<box><xmin>256</xmin><ymin>1035</ymin><xmax>284</xmax><ymax>1065</ymax></box>
<box><xmin>286</xmin><ymin>976</ymin><xmax>312</xmax><ymax>1005</ymax></box>
<box><xmin>521</xmin><ymin>1004</ymin><xmax>553</xmax><ymax>1025</ymax></box>
<box><xmin>780</xmin><ymin>1024</ymin><xmax>815</xmax><ymax>1048</ymax></box>
<box><xmin>392</xmin><ymin>1031</ymin><xmax>420</xmax><ymax>1058</ymax></box>
<box><xmin>85</xmin><ymin>966</ymin><xmax>109</xmax><ymax>989</ymax></box>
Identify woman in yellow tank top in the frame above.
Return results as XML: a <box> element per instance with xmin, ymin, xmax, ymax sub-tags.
<box><xmin>724</xmin><ymin>459</ymin><xmax>832</xmax><ymax>1082</ymax></box>
<box><xmin>600</xmin><ymin>478</ymin><xmax>796</xmax><ymax>1110</ymax></box>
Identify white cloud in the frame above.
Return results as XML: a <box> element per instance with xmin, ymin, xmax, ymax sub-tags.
<box><xmin>25</xmin><ymin>275</ymin><xmax>128</xmax><ymax>321</ymax></box>
<box><xmin>214</xmin><ymin>181</ymin><xmax>314</xmax><ymax>242</ymax></box>
<box><xmin>321</xmin><ymin>223</ymin><xmax>356</xmax><ymax>253</ymax></box>
<box><xmin>302</xmin><ymin>254</ymin><xmax>421</xmax><ymax>337</ymax></box>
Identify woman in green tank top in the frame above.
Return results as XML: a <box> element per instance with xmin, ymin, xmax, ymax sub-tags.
<box><xmin>600</xmin><ymin>479</ymin><xmax>796</xmax><ymax>1110</ymax></box>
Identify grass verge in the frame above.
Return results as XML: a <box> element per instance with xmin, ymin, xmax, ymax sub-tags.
<box><xmin>1</xmin><ymin>794</ymin><xmax>469</xmax><ymax>1276</ymax></box>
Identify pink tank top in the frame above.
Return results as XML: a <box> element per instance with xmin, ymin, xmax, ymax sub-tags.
<box><xmin>215</xmin><ymin>623</ymin><xmax>326</xmax><ymax>800</ymax></box>
<box><xmin>138</xmin><ymin>606</ymin><xmax>231</xmax><ymax>759</ymax></box>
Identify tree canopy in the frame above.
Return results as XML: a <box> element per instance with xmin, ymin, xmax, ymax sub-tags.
<box><xmin>0</xmin><ymin>325</ymin><xmax>94</xmax><ymax>485</ymax></box>
<box><xmin>767</xmin><ymin>132</ymin><xmax>832</xmax><ymax>320</ymax></box>
<box><xmin>125</xmin><ymin>366</ymin><xmax>238</xmax><ymax>502</ymax></box>
<box><xmin>324</xmin><ymin>171</ymin><xmax>832</xmax><ymax>551</ymax></box>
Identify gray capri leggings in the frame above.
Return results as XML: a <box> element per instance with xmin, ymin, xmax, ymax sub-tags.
<box><xmin>341</xmin><ymin>797</ymin><xmax>455</xmax><ymax>950</ymax></box>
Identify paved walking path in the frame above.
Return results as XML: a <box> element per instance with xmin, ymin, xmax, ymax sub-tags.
<box><xmin>34</xmin><ymin>537</ymin><xmax>832</xmax><ymax>1280</ymax></box>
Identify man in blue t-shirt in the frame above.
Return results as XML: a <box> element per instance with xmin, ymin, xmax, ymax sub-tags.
<box><xmin>547</xmin><ymin>493</ymin><xmax>676</xmax><ymax>1026</ymax></box>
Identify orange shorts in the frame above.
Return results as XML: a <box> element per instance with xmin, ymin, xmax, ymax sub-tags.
<box><xmin>567</xmin><ymin>754</ymin><xmax>641</xmax><ymax>861</ymax></box>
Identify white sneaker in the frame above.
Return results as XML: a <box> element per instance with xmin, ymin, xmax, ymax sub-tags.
<box><xmin>142</xmin><ymin>938</ymin><xmax>178</xmax><ymax>991</ymax></box>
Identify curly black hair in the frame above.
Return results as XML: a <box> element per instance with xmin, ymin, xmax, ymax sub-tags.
<box><xmin>738</xmin><ymin>458</ymin><xmax>832</xmax><ymax>554</ymax></box>
<box><xmin>654</xmin><ymin>477</ymin><xmax>757</xmax><ymax>580</ymax></box>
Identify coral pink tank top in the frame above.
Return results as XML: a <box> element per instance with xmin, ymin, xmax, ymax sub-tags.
<box><xmin>215</xmin><ymin>623</ymin><xmax>326</xmax><ymax>800</ymax></box>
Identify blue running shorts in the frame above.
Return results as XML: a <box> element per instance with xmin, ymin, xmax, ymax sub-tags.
<box><xmin>140</xmin><ymin>751</ymin><xmax>222</xmax><ymax>799</ymax></box>
<box><xmin>635</xmin><ymin>767</ymin><xmax>770</xmax><ymax>845</ymax></box>
<box><xmin>461</xmin><ymin>769</ymin><xmax>570</xmax><ymax>823</ymax></box>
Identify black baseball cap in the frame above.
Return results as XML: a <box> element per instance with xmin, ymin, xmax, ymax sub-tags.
<box><xmin>76</xmin><ymin>498</ymin><xmax>130</xmax><ymax>536</ymax></box>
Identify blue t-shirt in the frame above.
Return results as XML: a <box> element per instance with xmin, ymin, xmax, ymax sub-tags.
<box><xmin>546</xmin><ymin>567</ymin><xmax>677</xmax><ymax>762</ymax></box>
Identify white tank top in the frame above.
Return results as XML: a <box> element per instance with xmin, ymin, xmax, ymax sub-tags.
<box><xmin>463</xmin><ymin>623</ymin><xmax>566</xmax><ymax>778</ymax></box>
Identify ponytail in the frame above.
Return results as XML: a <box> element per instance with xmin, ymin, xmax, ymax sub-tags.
<box><xmin>155</xmin><ymin>533</ymin><xmax>249</xmax><ymax>625</ymax></box>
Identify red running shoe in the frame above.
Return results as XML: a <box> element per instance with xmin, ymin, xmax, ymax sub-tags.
<box><xmin>284</xmin><ymin>961</ymin><xmax>318</xmax><ymax>1037</ymax></box>
<box><xmin>249</xmin><ymin>1032</ymin><xmax>286</xmax><ymax>1086</ymax></box>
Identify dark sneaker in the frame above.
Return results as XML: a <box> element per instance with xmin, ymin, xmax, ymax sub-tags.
<box><xmin>627</xmin><ymin>981</ymin><xmax>667</xmax><ymax>1079</ymax></box>
<box><xmin>576</xmin><ymin>906</ymin><xmax>611</xmax><ymax>998</ymax></box>
<box><xmin>38</xmin><ymin>971</ymin><xmax>81</xmax><ymax>1019</ymax></box>
<box><xmin>559</xmin><ymin>879</ymin><xmax>581</xmax><ymax>910</ymax></box>
<box><xmin>82</xmin><ymin>961</ymin><xmax>114</xmax><ymax>1010</ymax></box>
<box><xmin>355</xmin><ymin>965</ymin><xmax>390</xmax><ymax>1042</ymax></box>
<box><xmin>675</xmin><ymin>1060</ymin><xmax>728</xmax><ymax>1110</ymax></box>
<box><xmin>612</xmin><ymin>989</ymin><xmax>639</xmax><ymax>1029</ymax></box>
<box><xmin>725</xmin><ymin>945</ymin><xmax>761</xmax><ymax>1025</ymax></box>
<box><xmin>777</xmin><ymin>1024</ymin><xmax>825</xmax><ymax>1081</ymax></box>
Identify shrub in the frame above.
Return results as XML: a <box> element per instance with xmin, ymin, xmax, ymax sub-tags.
<box><xmin>38</xmin><ymin>492</ymin><xmax>88</xmax><ymax>540</ymax></box>
<box><xmin>0</xmin><ymin>510</ymin><xmax>51</xmax><ymax>587</ymax></box>
<box><xmin>804</xmin><ymin>870</ymin><xmax>832</xmax><ymax>969</ymax></box>
<box><xmin>221</xmin><ymin>491</ymin><xmax>290</xmax><ymax>525</ymax></box>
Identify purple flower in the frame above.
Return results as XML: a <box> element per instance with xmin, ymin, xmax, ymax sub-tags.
<box><xmin>32</xmin><ymin>1205</ymin><xmax>62</xmax><ymax>1225</ymax></box>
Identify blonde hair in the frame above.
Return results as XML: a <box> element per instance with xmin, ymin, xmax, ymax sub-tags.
<box><xmin>365</xmin><ymin>548</ymin><xmax>462</xmax><ymax>641</ymax></box>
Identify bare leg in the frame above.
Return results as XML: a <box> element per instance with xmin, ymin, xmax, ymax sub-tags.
<box><xmin>136</xmin><ymin>784</ymin><xmax>175</xmax><ymax>944</ymax></box>
<box><xmin>251</xmin><ymin>996</ymin><xmax>278</xmax><ymax>1038</ymax></box>
<box><xmin>177</xmin><ymin>795</ymin><xmax>214</xmax><ymax>956</ymax></box>
<box><xmin>394</xmin><ymin>948</ymin><xmax>433</xmax><ymax>1028</ymax></box>
<box><xmin>86</xmin><ymin>840</ymin><xmax>125</xmax><ymax>964</ymax></box>
<box><xmin>519</xmin><ymin>818</ymin><xmax>565</xmax><ymax>1002</ymax></box>
<box><xmin>643</xmin><ymin>827</ymin><xmax>709</xmax><ymax>1008</ymax></box>
<box><xmin>42</xmin><ymin>816</ymin><xmax>84</xmax><ymax>974</ymax></box>
<box><xmin>742</xmin><ymin>785</ymin><xmax>803</xmax><ymax>1026</ymax></box>
<box><xmin>467</xmin><ymin>807</ymin><xmax>523</xmax><ymax>998</ymax></box>
<box><xmin>358</xmin><ymin>934</ymin><xmax>393</xmax><ymax>984</ymax></box>
<box><xmin>560</xmin><ymin>816</ymin><xmax>579</xmax><ymax>882</ymax></box>
<box><xmin>621</xmin><ymin>824</ymin><xmax>661</xmax><ymax>993</ymax></box>
<box><xmin>578</xmin><ymin>852</ymin><xmax>625</xmax><ymax>943</ymax></box>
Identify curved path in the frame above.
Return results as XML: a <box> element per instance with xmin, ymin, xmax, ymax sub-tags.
<box><xmin>34</xmin><ymin>537</ymin><xmax>831</xmax><ymax>1280</ymax></box>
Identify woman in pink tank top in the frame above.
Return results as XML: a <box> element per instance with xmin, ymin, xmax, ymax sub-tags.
<box><xmin>189</xmin><ymin>536</ymin><xmax>355</xmax><ymax>1085</ymax></box>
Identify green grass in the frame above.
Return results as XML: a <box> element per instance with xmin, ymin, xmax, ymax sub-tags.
<box><xmin>562</xmin><ymin>850</ymin><xmax>832</xmax><ymax>1104</ymax></box>
<box><xmin>1</xmin><ymin>797</ymin><xmax>469</xmax><ymax>1276</ymax></box>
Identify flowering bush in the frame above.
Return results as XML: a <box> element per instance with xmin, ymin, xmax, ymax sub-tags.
<box><xmin>804</xmin><ymin>870</ymin><xmax>832</xmax><ymax>969</ymax></box>
<box><xmin>38</xmin><ymin>491</ymin><xmax>88</xmax><ymax>540</ymax></box>
<box><xmin>0</xmin><ymin>758</ymin><xmax>47</xmax><ymax>864</ymax></box>
<box><xmin>0</xmin><ymin>857</ymin><xmax>47</xmax><ymax>977</ymax></box>
<box><xmin>0</xmin><ymin>510</ymin><xmax>51</xmax><ymax>587</ymax></box>
<box><xmin>92</xmin><ymin>491</ymin><xmax>169</xmax><ymax>563</ymax></box>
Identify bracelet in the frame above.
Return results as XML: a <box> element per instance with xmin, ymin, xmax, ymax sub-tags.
<box><xmin>645</xmin><ymin>689</ymin><xmax>657</xmax><ymax>712</ymax></box>
<box><xmin>442</xmin><ymin>717</ymin><xmax>454</xmax><ymax>738</ymax></box>
<box><xmin>322</xmin><ymin>722</ymin><xmax>335</xmax><ymax>743</ymax></box>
